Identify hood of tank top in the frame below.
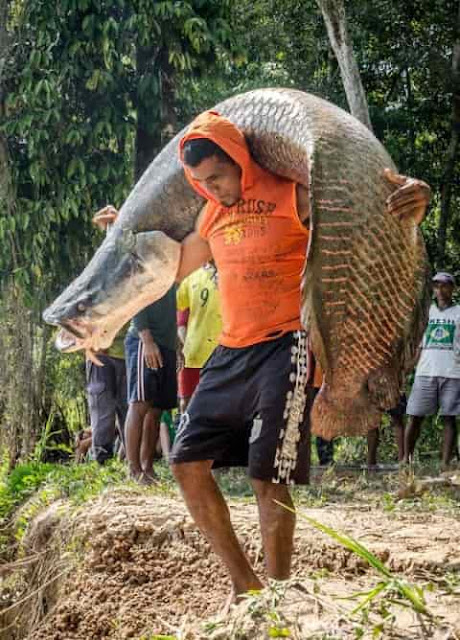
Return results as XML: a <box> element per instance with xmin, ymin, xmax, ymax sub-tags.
<box><xmin>179</xmin><ymin>110</ymin><xmax>261</xmax><ymax>204</ymax></box>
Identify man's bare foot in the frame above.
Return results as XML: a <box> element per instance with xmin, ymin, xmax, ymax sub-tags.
<box><xmin>128</xmin><ymin>467</ymin><xmax>143</xmax><ymax>482</ymax></box>
<box><xmin>220</xmin><ymin>585</ymin><xmax>262</xmax><ymax>617</ymax></box>
<box><xmin>139</xmin><ymin>470</ymin><xmax>159</xmax><ymax>486</ymax></box>
<box><xmin>220</xmin><ymin>588</ymin><xmax>236</xmax><ymax>617</ymax></box>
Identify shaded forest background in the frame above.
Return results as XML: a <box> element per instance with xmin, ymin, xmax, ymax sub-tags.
<box><xmin>0</xmin><ymin>0</ymin><xmax>459</xmax><ymax>464</ymax></box>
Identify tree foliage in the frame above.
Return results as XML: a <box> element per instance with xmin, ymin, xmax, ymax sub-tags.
<box><xmin>0</xmin><ymin>0</ymin><xmax>237</xmax><ymax>460</ymax></box>
<box><xmin>1</xmin><ymin>0</ymin><xmax>459</xmax><ymax>459</ymax></box>
<box><xmin>1</xmin><ymin>0</ymin><xmax>235</xmax><ymax>307</ymax></box>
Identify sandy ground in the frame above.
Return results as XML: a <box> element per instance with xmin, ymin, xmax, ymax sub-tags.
<box><xmin>1</xmin><ymin>475</ymin><xmax>460</xmax><ymax>639</ymax></box>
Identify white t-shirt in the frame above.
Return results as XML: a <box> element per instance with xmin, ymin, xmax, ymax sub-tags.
<box><xmin>415</xmin><ymin>303</ymin><xmax>460</xmax><ymax>378</ymax></box>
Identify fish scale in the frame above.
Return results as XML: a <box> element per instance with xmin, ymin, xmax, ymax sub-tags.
<box><xmin>43</xmin><ymin>88</ymin><xmax>430</xmax><ymax>439</ymax></box>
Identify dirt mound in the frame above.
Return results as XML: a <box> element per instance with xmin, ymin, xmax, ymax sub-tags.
<box><xmin>1</xmin><ymin>488</ymin><xmax>460</xmax><ymax>639</ymax></box>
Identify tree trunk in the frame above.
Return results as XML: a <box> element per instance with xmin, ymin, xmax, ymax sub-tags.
<box><xmin>0</xmin><ymin>0</ymin><xmax>14</xmax><ymax>222</ymax></box>
<box><xmin>316</xmin><ymin>0</ymin><xmax>373</xmax><ymax>131</ymax></box>
<box><xmin>134</xmin><ymin>46</ymin><xmax>177</xmax><ymax>181</ymax></box>
<box><xmin>134</xmin><ymin>45</ymin><xmax>162</xmax><ymax>181</ymax></box>
<box><xmin>437</xmin><ymin>1</ymin><xmax>460</xmax><ymax>268</ymax></box>
<box><xmin>0</xmin><ymin>1</ymin><xmax>40</xmax><ymax>464</ymax></box>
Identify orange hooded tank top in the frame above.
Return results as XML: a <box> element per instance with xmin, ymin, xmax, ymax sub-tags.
<box><xmin>180</xmin><ymin>111</ymin><xmax>309</xmax><ymax>349</ymax></box>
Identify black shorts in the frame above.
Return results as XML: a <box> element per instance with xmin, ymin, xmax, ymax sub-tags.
<box><xmin>125</xmin><ymin>333</ymin><xmax>177</xmax><ymax>409</ymax></box>
<box><xmin>170</xmin><ymin>331</ymin><xmax>310</xmax><ymax>485</ymax></box>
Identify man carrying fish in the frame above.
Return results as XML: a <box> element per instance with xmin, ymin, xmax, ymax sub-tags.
<box><xmin>43</xmin><ymin>90</ymin><xmax>432</xmax><ymax>601</ymax></box>
<box><xmin>168</xmin><ymin>110</ymin><xmax>431</xmax><ymax>598</ymax></box>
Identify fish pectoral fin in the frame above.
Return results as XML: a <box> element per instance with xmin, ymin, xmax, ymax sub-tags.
<box><xmin>86</xmin><ymin>350</ymin><xmax>104</xmax><ymax>367</ymax></box>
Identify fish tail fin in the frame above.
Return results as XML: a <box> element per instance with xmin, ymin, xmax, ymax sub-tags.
<box><xmin>311</xmin><ymin>383</ymin><xmax>380</xmax><ymax>440</ymax></box>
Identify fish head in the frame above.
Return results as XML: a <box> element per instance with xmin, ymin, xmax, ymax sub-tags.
<box><xmin>43</xmin><ymin>226</ymin><xmax>181</xmax><ymax>355</ymax></box>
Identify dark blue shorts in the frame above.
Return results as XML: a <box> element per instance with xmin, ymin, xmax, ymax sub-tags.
<box><xmin>125</xmin><ymin>333</ymin><xmax>177</xmax><ymax>409</ymax></box>
<box><xmin>170</xmin><ymin>331</ymin><xmax>310</xmax><ymax>485</ymax></box>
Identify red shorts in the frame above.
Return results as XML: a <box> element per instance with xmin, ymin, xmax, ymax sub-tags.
<box><xmin>178</xmin><ymin>367</ymin><xmax>201</xmax><ymax>399</ymax></box>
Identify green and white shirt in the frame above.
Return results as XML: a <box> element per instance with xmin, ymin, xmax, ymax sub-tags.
<box><xmin>416</xmin><ymin>303</ymin><xmax>460</xmax><ymax>378</ymax></box>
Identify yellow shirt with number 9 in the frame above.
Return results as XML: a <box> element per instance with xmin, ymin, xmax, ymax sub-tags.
<box><xmin>176</xmin><ymin>266</ymin><xmax>222</xmax><ymax>368</ymax></box>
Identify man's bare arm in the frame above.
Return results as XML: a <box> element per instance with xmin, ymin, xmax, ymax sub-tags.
<box><xmin>176</xmin><ymin>232</ymin><xmax>211</xmax><ymax>282</ymax></box>
<box><xmin>296</xmin><ymin>185</ymin><xmax>311</xmax><ymax>224</ymax></box>
<box><xmin>176</xmin><ymin>207</ymin><xmax>212</xmax><ymax>282</ymax></box>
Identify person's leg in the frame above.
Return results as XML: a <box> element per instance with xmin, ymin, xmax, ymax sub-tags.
<box><xmin>441</xmin><ymin>416</ymin><xmax>457</xmax><ymax>468</ymax></box>
<box><xmin>250</xmin><ymin>479</ymin><xmax>295</xmax><ymax>580</ymax></box>
<box><xmin>124</xmin><ymin>401</ymin><xmax>151</xmax><ymax>478</ymax></box>
<box><xmin>140</xmin><ymin>407</ymin><xmax>161</xmax><ymax>477</ymax></box>
<box><xmin>367</xmin><ymin>428</ymin><xmax>379</xmax><ymax>467</ymax></box>
<box><xmin>404</xmin><ymin>377</ymin><xmax>437</xmax><ymax>463</ymax></box>
<box><xmin>316</xmin><ymin>437</ymin><xmax>334</xmax><ymax>466</ymax></box>
<box><xmin>404</xmin><ymin>415</ymin><xmax>424</xmax><ymax>463</ymax></box>
<box><xmin>391</xmin><ymin>414</ymin><xmax>405</xmax><ymax>462</ymax></box>
<box><xmin>247</xmin><ymin>332</ymin><xmax>310</xmax><ymax>580</ymax></box>
<box><xmin>172</xmin><ymin>460</ymin><xmax>263</xmax><ymax>595</ymax></box>
<box><xmin>114</xmin><ymin>356</ymin><xmax>128</xmax><ymax>449</ymax></box>
<box><xmin>180</xmin><ymin>396</ymin><xmax>191</xmax><ymax>414</ymax></box>
<box><xmin>159</xmin><ymin>420</ymin><xmax>171</xmax><ymax>458</ymax></box>
<box><xmin>87</xmin><ymin>357</ymin><xmax>117</xmax><ymax>464</ymax></box>
<box><xmin>438</xmin><ymin>378</ymin><xmax>460</xmax><ymax>468</ymax></box>
<box><xmin>179</xmin><ymin>368</ymin><xmax>200</xmax><ymax>415</ymax></box>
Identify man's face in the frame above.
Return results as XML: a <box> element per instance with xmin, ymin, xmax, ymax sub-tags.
<box><xmin>433</xmin><ymin>281</ymin><xmax>454</xmax><ymax>305</ymax></box>
<box><xmin>187</xmin><ymin>155</ymin><xmax>242</xmax><ymax>207</ymax></box>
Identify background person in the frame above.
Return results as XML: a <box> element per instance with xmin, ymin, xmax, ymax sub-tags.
<box><xmin>176</xmin><ymin>263</ymin><xmax>222</xmax><ymax>413</ymax></box>
<box><xmin>404</xmin><ymin>272</ymin><xmax>460</xmax><ymax>469</ymax></box>
<box><xmin>94</xmin><ymin>205</ymin><xmax>178</xmax><ymax>482</ymax></box>
<box><xmin>157</xmin><ymin>410</ymin><xmax>177</xmax><ymax>458</ymax></box>
<box><xmin>124</xmin><ymin>289</ymin><xmax>177</xmax><ymax>483</ymax></box>
<box><xmin>84</xmin><ymin>206</ymin><xmax>128</xmax><ymax>464</ymax></box>
<box><xmin>85</xmin><ymin>330</ymin><xmax>128</xmax><ymax>464</ymax></box>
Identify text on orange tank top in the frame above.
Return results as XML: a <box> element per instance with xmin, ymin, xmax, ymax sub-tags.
<box><xmin>199</xmin><ymin>167</ymin><xmax>309</xmax><ymax>348</ymax></box>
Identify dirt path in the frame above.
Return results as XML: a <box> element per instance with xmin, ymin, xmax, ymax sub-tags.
<box><xmin>5</xmin><ymin>484</ymin><xmax>456</xmax><ymax>640</ymax></box>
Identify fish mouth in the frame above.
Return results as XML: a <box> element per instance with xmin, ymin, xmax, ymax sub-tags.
<box><xmin>55</xmin><ymin>319</ymin><xmax>94</xmax><ymax>351</ymax></box>
<box><xmin>55</xmin><ymin>327</ymin><xmax>79</xmax><ymax>352</ymax></box>
<box><xmin>54</xmin><ymin>320</ymin><xmax>108</xmax><ymax>366</ymax></box>
<box><xmin>62</xmin><ymin>320</ymin><xmax>86</xmax><ymax>340</ymax></box>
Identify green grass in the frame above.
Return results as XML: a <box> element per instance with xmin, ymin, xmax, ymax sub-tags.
<box><xmin>0</xmin><ymin>459</ymin><xmax>255</xmax><ymax>554</ymax></box>
<box><xmin>0</xmin><ymin>459</ymin><xmax>128</xmax><ymax>521</ymax></box>
<box><xmin>0</xmin><ymin>458</ymin><xmax>130</xmax><ymax>553</ymax></box>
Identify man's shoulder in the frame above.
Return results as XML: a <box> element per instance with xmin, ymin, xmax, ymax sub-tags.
<box><xmin>437</xmin><ymin>303</ymin><xmax>460</xmax><ymax>317</ymax></box>
<box><xmin>429</xmin><ymin>303</ymin><xmax>460</xmax><ymax>315</ymax></box>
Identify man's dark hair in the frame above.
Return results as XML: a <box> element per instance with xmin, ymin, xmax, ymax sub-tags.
<box><xmin>182</xmin><ymin>138</ymin><xmax>234</xmax><ymax>167</ymax></box>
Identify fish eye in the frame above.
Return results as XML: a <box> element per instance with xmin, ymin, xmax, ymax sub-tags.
<box><xmin>77</xmin><ymin>301</ymin><xmax>86</xmax><ymax>313</ymax></box>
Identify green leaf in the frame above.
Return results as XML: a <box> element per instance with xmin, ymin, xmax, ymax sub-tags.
<box><xmin>86</xmin><ymin>69</ymin><xmax>100</xmax><ymax>91</ymax></box>
<box><xmin>268</xmin><ymin>626</ymin><xmax>291</xmax><ymax>637</ymax></box>
<box><xmin>67</xmin><ymin>158</ymin><xmax>78</xmax><ymax>179</ymax></box>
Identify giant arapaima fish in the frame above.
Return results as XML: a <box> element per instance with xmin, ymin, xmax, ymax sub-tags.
<box><xmin>43</xmin><ymin>89</ymin><xmax>431</xmax><ymax>439</ymax></box>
